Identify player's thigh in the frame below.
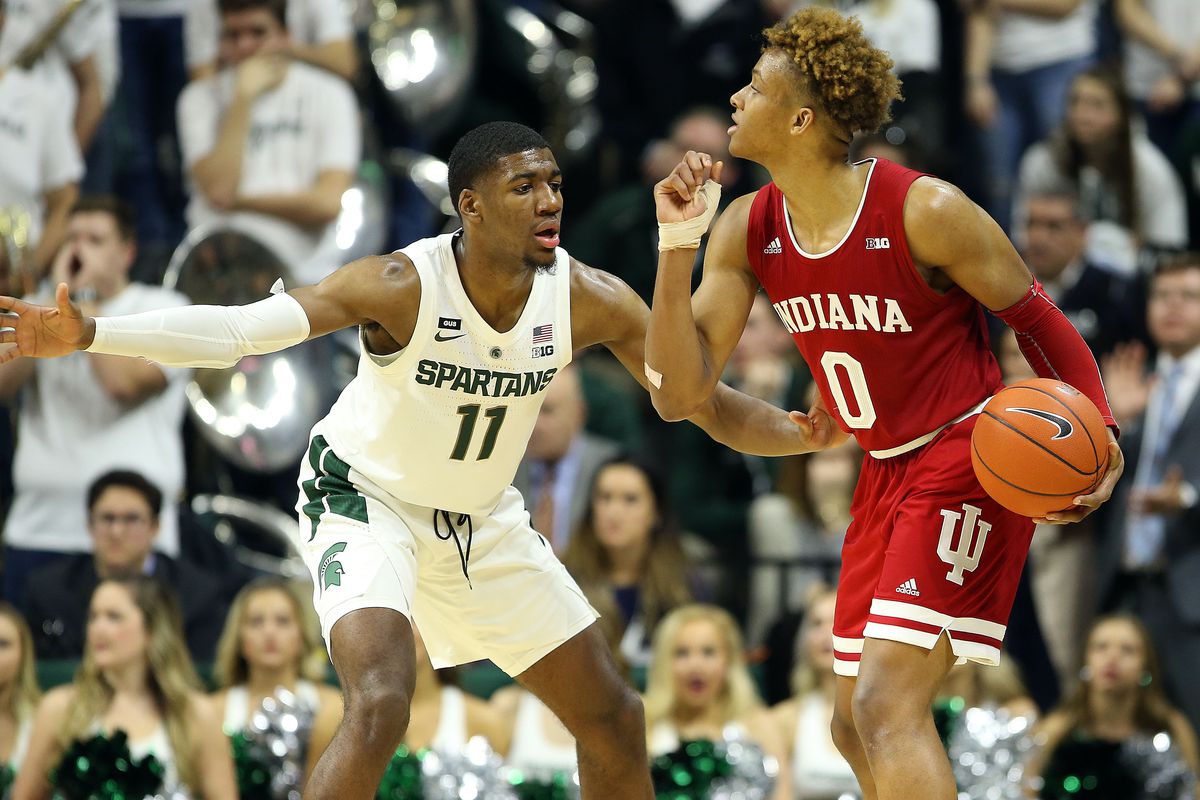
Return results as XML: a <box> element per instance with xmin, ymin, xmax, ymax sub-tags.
<box><xmin>855</xmin><ymin>634</ymin><xmax>956</xmax><ymax>718</ymax></box>
<box><xmin>515</xmin><ymin>622</ymin><xmax>639</xmax><ymax>735</ymax></box>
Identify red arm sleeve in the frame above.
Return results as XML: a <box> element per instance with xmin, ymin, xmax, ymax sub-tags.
<box><xmin>993</xmin><ymin>281</ymin><xmax>1119</xmax><ymax>435</ymax></box>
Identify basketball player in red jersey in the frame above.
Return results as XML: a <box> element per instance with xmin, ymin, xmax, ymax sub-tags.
<box><xmin>645</xmin><ymin>9</ymin><xmax>1124</xmax><ymax>800</ymax></box>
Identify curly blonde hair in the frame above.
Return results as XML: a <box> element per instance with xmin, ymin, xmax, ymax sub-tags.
<box><xmin>763</xmin><ymin>7</ymin><xmax>902</xmax><ymax>141</ymax></box>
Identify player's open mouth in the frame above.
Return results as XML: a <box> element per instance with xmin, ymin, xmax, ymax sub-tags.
<box><xmin>729</xmin><ymin>115</ymin><xmax>739</xmax><ymax>135</ymax></box>
<box><xmin>534</xmin><ymin>222</ymin><xmax>560</xmax><ymax>248</ymax></box>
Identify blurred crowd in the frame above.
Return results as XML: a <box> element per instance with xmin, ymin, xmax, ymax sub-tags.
<box><xmin>1</xmin><ymin>0</ymin><xmax>1200</xmax><ymax>797</ymax></box>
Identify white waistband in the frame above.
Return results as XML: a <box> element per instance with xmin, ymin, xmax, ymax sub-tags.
<box><xmin>868</xmin><ymin>398</ymin><xmax>991</xmax><ymax>459</ymax></box>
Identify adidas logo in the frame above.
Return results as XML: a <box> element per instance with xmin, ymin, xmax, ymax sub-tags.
<box><xmin>763</xmin><ymin>237</ymin><xmax>782</xmax><ymax>254</ymax></box>
<box><xmin>895</xmin><ymin>578</ymin><xmax>920</xmax><ymax>597</ymax></box>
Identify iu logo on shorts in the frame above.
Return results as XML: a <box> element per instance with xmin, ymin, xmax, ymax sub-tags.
<box><xmin>936</xmin><ymin>504</ymin><xmax>992</xmax><ymax>585</ymax></box>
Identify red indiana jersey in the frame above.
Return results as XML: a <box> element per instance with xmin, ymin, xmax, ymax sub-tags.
<box><xmin>746</xmin><ymin>158</ymin><xmax>1004</xmax><ymax>455</ymax></box>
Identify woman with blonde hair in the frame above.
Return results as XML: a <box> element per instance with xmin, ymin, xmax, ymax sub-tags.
<box><xmin>1028</xmin><ymin>614</ymin><xmax>1199</xmax><ymax>798</ymax></box>
<box><xmin>212</xmin><ymin>576</ymin><xmax>342</xmax><ymax>783</ymax></box>
<box><xmin>769</xmin><ymin>586</ymin><xmax>858</xmax><ymax>799</ymax></box>
<box><xmin>13</xmin><ymin>576</ymin><xmax>235</xmax><ymax>799</ymax></box>
<box><xmin>644</xmin><ymin>603</ymin><xmax>791</xmax><ymax>800</ymax></box>
<box><xmin>0</xmin><ymin>603</ymin><xmax>40</xmax><ymax>774</ymax></box>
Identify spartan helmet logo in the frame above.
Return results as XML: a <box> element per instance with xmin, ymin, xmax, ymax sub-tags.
<box><xmin>1005</xmin><ymin>407</ymin><xmax>1074</xmax><ymax>440</ymax></box>
<box><xmin>319</xmin><ymin>542</ymin><xmax>348</xmax><ymax>593</ymax></box>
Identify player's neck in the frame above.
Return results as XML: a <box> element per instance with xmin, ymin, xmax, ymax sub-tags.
<box><xmin>773</xmin><ymin>159</ymin><xmax>868</xmax><ymax>241</ymax></box>
<box><xmin>453</xmin><ymin>234</ymin><xmax>537</xmax><ymax>332</ymax></box>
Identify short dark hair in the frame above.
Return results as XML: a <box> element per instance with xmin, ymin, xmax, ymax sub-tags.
<box><xmin>218</xmin><ymin>0</ymin><xmax>286</xmax><ymax>26</ymax></box>
<box><xmin>1152</xmin><ymin>252</ymin><xmax>1200</xmax><ymax>283</ymax></box>
<box><xmin>447</xmin><ymin>122</ymin><xmax>551</xmax><ymax>216</ymax></box>
<box><xmin>87</xmin><ymin>470</ymin><xmax>164</xmax><ymax>519</ymax></box>
<box><xmin>71</xmin><ymin>195</ymin><xmax>136</xmax><ymax>242</ymax></box>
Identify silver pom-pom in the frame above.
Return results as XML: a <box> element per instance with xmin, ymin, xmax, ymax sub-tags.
<box><xmin>242</xmin><ymin>686</ymin><xmax>316</xmax><ymax>800</ymax></box>
<box><xmin>1120</xmin><ymin>733</ymin><xmax>1197</xmax><ymax>800</ymax></box>
<box><xmin>708</xmin><ymin>724</ymin><xmax>779</xmax><ymax>800</ymax></box>
<box><xmin>947</xmin><ymin>706</ymin><xmax>1038</xmax><ymax>800</ymax></box>
<box><xmin>421</xmin><ymin>736</ymin><xmax>519</xmax><ymax>800</ymax></box>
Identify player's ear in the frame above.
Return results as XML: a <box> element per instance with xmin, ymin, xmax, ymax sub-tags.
<box><xmin>458</xmin><ymin>189</ymin><xmax>481</xmax><ymax>221</ymax></box>
<box><xmin>792</xmin><ymin>107</ymin><xmax>815</xmax><ymax>136</ymax></box>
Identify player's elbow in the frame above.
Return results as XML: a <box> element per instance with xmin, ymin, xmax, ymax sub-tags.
<box><xmin>651</xmin><ymin>391</ymin><xmax>706</xmax><ymax>423</ymax></box>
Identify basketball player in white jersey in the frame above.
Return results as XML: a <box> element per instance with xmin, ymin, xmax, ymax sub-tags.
<box><xmin>0</xmin><ymin>122</ymin><xmax>834</xmax><ymax>799</ymax></box>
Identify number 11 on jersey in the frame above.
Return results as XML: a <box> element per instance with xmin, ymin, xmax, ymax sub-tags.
<box><xmin>450</xmin><ymin>404</ymin><xmax>508</xmax><ymax>461</ymax></box>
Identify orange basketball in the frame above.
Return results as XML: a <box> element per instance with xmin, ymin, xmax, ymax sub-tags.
<box><xmin>971</xmin><ymin>378</ymin><xmax>1109</xmax><ymax>518</ymax></box>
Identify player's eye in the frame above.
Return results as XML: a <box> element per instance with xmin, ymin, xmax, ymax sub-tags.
<box><xmin>549</xmin><ymin>182</ymin><xmax>562</xmax><ymax>193</ymax></box>
<box><xmin>515</xmin><ymin>184</ymin><xmax>532</xmax><ymax>194</ymax></box>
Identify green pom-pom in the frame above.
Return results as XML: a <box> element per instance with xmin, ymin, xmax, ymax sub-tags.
<box><xmin>375</xmin><ymin>745</ymin><xmax>425</xmax><ymax>800</ymax></box>
<box><xmin>51</xmin><ymin>732</ymin><xmax>164</xmax><ymax>799</ymax></box>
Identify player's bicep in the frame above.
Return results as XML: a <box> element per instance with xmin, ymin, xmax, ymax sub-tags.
<box><xmin>288</xmin><ymin>255</ymin><xmax>408</xmax><ymax>339</ymax></box>
<box><xmin>691</xmin><ymin>195</ymin><xmax>760</xmax><ymax>371</ymax></box>
<box><xmin>905</xmin><ymin>178</ymin><xmax>1033</xmax><ymax>312</ymax></box>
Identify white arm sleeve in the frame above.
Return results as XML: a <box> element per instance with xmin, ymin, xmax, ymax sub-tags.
<box><xmin>85</xmin><ymin>292</ymin><xmax>312</xmax><ymax>369</ymax></box>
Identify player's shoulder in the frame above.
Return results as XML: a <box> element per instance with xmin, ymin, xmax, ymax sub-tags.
<box><xmin>902</xmin><ymin>176</ymin><xmax>989</xmax><ymax>256</ymax></box>
<box><xmin>566</xmin><ymin>255</ymin><xmax>637</xmax><ymax>307</ymax></box>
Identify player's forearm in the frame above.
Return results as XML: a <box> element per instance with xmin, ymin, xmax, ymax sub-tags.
<box><xmin>191</xmin><ymin>98</ymin><xmax>254</xmax><ymax>207</ymax></box>
<box><xmin>995</xmin><ymin>282</ymin><xmax>1118</xmax><ymax>431</ymax></box>
<box><xmin>84</xmin><ymin>294</ymin><xmax>311</xmax><ymax>369</ymax></box>
<box><xmin>646</xmin><ymin>248</ymin><xmax>719</xmax><ymax>421</ymax></box>
<box><xmin>289</xmin><ymin>40</ymin><xmax>358</xmax><ymax>82</ymax></box>
<box><xmin>690</xmin><ymin>384</ymin><xmax>818</xmax><ymax>457</ymax></box>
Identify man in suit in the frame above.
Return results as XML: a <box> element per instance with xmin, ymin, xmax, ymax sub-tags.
<box><xmin>1097</xmin><ymin>253</ymin><xmax>1200</xmax><ymax>730</ymax></box>
<box><xmin>515</xmin><ymin>364</ymin><xmax>619</xmax><ymax>553</ymax></box>
<box><xmin>22</xmin><ymin>469</ymin><xmax>231</xmax><ymax>661</ymax></box>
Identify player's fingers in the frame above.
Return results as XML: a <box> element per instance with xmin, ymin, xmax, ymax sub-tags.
<box><xmin>0</xmin><ymin>330</ymin><xmax>14</xmax><ymax>344</ymax></box>
<box><xmin>0</xmin><ymin>295</ymin><xmax>26</xmax><ymax>313</ymax></box>
<box><xmin>789</xmin><ymin>410</ymin><xmax>814</xmax><ymax>438</ymax></box>
<box><xmin>712</xmin><ymin>160</ymin><xmax>724</xmax><ymax>185</ymax></box>
<box><xmin>668</xmin><ymin>173</ymin><xmax>693</xmax><ymax>202</ymax></box>
<box><xmin>0</xmin><ymin>346</ymin><xmax>19</xmax><ymax>365</ymax></box>
<box><xmin>675</xmin><ymin>162</ymin><xmax>699</xmax><ymax>192</ymax></box>
<box><xmin>684</xmin><ymin>150</ymin><xmax>706</xmax><ymax>176</ymax></box>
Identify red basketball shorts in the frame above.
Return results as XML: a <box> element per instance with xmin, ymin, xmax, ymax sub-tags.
<box><xmin>832</xmin><ymin>414</ymin><xmax>1035</xmax><ymax>677</ymax></box>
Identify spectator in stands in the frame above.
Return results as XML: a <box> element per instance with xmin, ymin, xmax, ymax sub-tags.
<box><xmin>0</xmin><ymin>1</ymin><xmax>85</xmax><ymax>287</ymax></box>
<box><xmin>1097</xmin><ymin>254</ymin><xmax>1200</xmax><ymax>732</ymax></box>
<box><xmin>0</xmin><ymin>0</ymin><xmax>110</xmax><ymax>163</ymax></box>
<box><xmin>186</xmin><ymin>0</ymin><xmax>357</xmax><ymax>81</ymax></box>
<box><xmin>745</xmin><ymin>429</ymin><xmax>857</xmax><ymax>647</ymax></box>
<box><xmin>22</xmin><ymin>470</ymin><xmax>230</xmax><ymax>661</ymax></box>
<box><xmin>1016</xmin><ymin>66</ymin><xmax>1187</xmax><ymax>274</ymax></box>
<box><xmin>1115</xmin><ymin>0</ymin><xmax>1200</xmax><ymax>158</ymax></box>
<box><xmin>1016</xmin><ymin>187</ymin><xmax>1143</xmax><ymax>358</ymax></box>
<box><xmin>1027</xmin><ymin>615</ymin><xmax>1199</xmax><ymax>795</ymax></box>
<box><xmin>569</xmin><ymin>106</ymin><xmax>746</xmax><ymax>305</ymax></box>
<box><xmin>0</xmin><ymin>604</ymin><xmax>39</xmax><ymax>775</ymax></box>
<box><xmin>964</xmin><ymin>0</ymin><xmax>1097</xmax><ymax>232</ymax></box>
<box><xmin>769</xmin><ymin>586</ymin><xmax>858</xmax><ymax>800</ymax></box>
<box><xmin>0</xmin><ymin>197</ymin><xmax>189</xmax><ymax>605</ymax></box>
<box><xmin>13</xmin><ymin>577</ymin><xmax>235</xmax><ymax>799</ymax></box>
<box><xmin>400</xmin><ymin>624</ymin><xmax>504</xmax><ymax>753</ymax></box>
<box><xmin>515</xmin><ymin>365</ymin><xmax>619</xmax><ymax>553</ymax></box>
<box><xmin>643</xmin><ymin>604</ymin><xmax>792</xmax><ymax>800</ymax></box>
<box><xmin>212</xmin><ymin>577</ymin><xmax>340</xmax><ymax>783</ymax></box>
<box><xmin>563</xmin><ymin>455</ymin><xmax>706</xmax><ymax>668</ymax></box>
<box><xmin>176</xmin><ymin>0</ymin><xmax>360</xmax><ymax>285</ymax></box>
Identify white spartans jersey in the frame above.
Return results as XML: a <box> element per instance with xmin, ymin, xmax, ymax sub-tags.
<box><xmin>317</xmin><ymin>232</ymin><xmax>572</xmax><ymax>514</ymax></box>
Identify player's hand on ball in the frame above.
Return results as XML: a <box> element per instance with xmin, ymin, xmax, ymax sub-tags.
<box><xmin>0</xmin><ymin>283</ymin><xmax>92</xmax><ymax>364</ymax></box>
<box><xmin>1036</xmin><ymin>430</ymin><xmax>1124</xmax><ymax>525</ymax></box>
<box><xmin>654</xmin><ymin>150</ymin><xmax>723</xmax><ymax>224</ymax></box>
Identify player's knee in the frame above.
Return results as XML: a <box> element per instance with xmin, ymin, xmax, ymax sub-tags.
<box><xmin>343</xmin><ymin>678</ymin><xmax>412</xmax><ymax>745</ymax></box>
<box><xmin>829</xmin><ymin>706</ymin><xmax>861</xmax><ymax>758</ymax></box>
<box><xmin>851</xmin><ymin>674</ymin><xmax>920</xmax><ymax>751</ymax></box>
<box><xmin>572</xmin><ymin>684</ymin><xmax>645</xmax><ymax>746</ymax></box>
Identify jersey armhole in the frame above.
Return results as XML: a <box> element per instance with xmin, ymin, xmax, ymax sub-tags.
<box><xmin>361</xmin><ymin>249</ymin><xmax>436</xmax><ymax>375</ymax></box>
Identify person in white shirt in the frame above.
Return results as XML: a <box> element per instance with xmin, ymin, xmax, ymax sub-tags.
<box><xmin>1115</xmin><ymin>0</ymin><xmax>1200</xmax><ymax>156</ymax></box>
<box><xmin>0</xmin><ymin>196</ymin><xmax>189</xmax><ymax>604</ymax></box>
<box><xmin>0</xmin><ymin>0</ymin><xmax>113</xmax><ymax>161</ymax></box>
<box><xmin>186</xmin><ymin>0</ymin><xmax>356</xmax><ymax>81</ymax></box>
<box><xmin>965</xmin><ymin>0</ymin><xmax>1097</xmax><ymax>232</ymax></box>
<box><xmin>0</xmin><ymin>55</ymin><xmax>84</xmax><ymax>283</ymax></box>
<box><xmin>176</xmin><ymin>0</ymin><xmax>360</xmax><ymax>285</ymax></box>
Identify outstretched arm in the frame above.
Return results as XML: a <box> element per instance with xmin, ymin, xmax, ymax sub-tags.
<box><xmin>644</xmin><ymin>151</ymin><xmax>762</xmax><ymax>420</ymax></box>
<box><xmin>0</xmin><ymin>255</ymin><xmax>417</xmax><ymax>368</ymax></box>
<box><xmin>574</xmin><ymin>262</ymin><xmax>842</xmax><ymax>456</ymax></box>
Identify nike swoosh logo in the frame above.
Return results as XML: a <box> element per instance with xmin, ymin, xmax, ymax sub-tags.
<box><xmin>434</xmin><ymin>332</ymin><xmax>466</xmax><ymax>342</ymax></box>
<box><xmin>1006</xmin><ymin>407</ymin><xmax>1074</xmax><ymax>439</ymax></box>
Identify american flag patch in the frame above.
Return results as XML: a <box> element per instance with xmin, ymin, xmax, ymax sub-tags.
<box><xmin>532</xmin><ymin>324</ymin><xmax>554</xmax><ymax>344</ymax></box>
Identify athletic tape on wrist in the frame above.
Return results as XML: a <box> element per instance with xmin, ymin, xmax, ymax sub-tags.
<box><xmin>658</xmin><ymin>180</ymin><xmax>722</xmax><ymax>252</ymax></box>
